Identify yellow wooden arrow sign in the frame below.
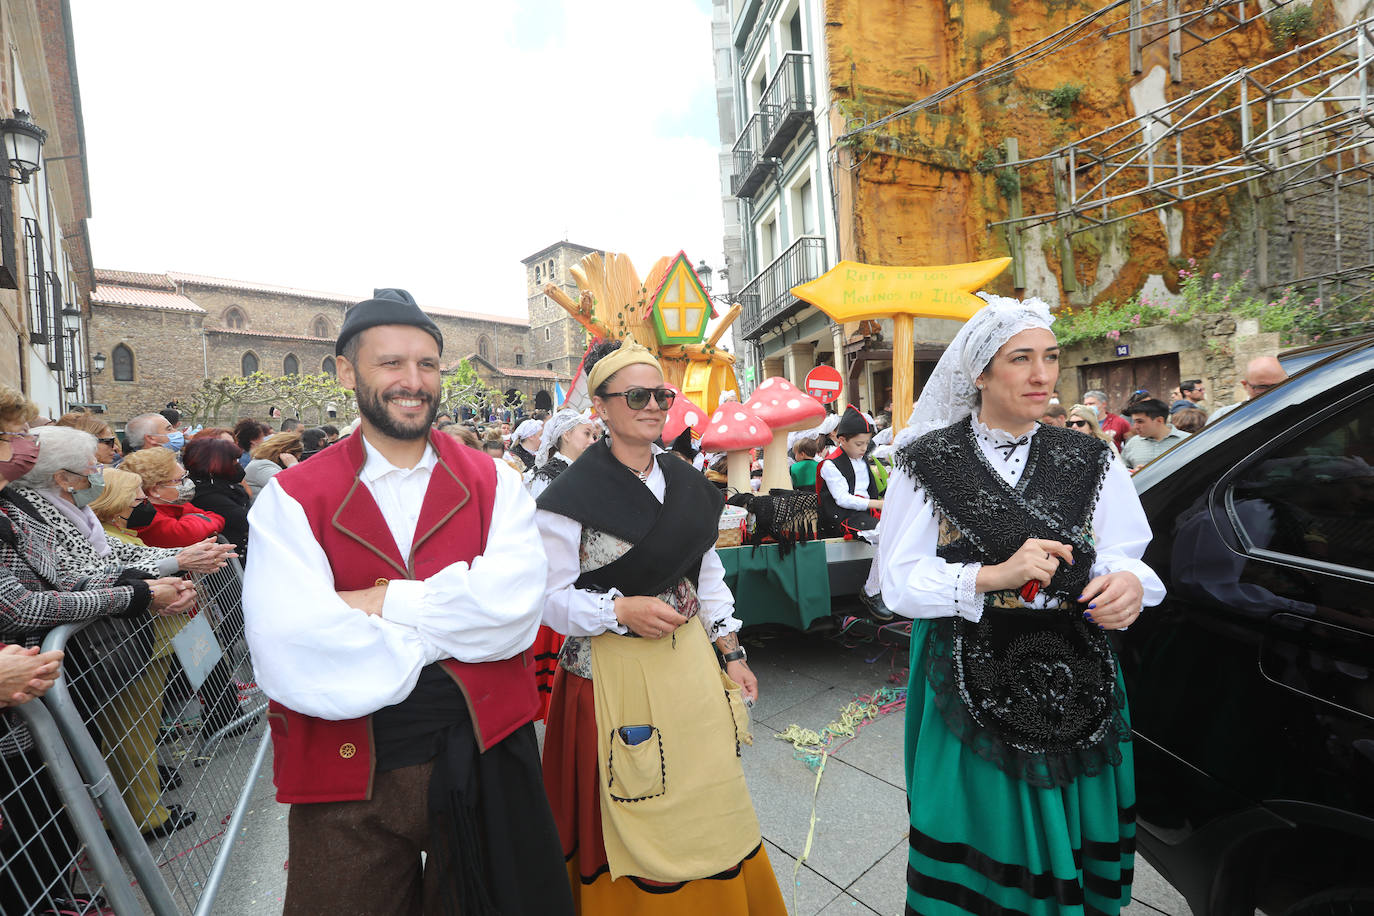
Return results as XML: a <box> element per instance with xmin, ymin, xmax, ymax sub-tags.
<box><xmin>791</xmin><ymin>257</ymin><xmax>1011</xmax><ymax>323</ymax></box>
<box><xmin>791</xmin><ymin>257</ymin><xmax>1012</xmax><ymax>427</ymax></box>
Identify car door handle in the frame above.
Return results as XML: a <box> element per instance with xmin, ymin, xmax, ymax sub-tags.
<box><xmin>1260</xmin><ymin>613</ymin><xmax>1374</xmax><ymax>722</ymax></box>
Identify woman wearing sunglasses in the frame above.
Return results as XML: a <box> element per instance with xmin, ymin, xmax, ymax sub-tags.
<box><xmin>1067</xmin><ymin>403</ymin><xmax>1121</xmax><ymax>456</ymax></box>
<box><xmin>534</xmin><ymin>339</ymin><xmax>785</xmax><ymax>914</ymax></box>
<box><xmin>56</xmin><ymin>410</ymin><xmax>122</xmax><ymax>466</ymax></box>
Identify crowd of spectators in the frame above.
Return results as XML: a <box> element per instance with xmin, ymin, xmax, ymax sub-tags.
<box><xmin>0</xmin><ymin>394</ymin><xmax>347</xmax><ymax>913</ymax></box>
<box><xmin>1039</xmin><ymin>355</ymin><xmax>1291</xmax><ymax>472</ymax></box>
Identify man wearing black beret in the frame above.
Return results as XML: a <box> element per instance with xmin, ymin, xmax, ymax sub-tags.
<box><xmin>244</xmin><ymin>289</ymin><xmax>572</xmax><ymax>914</ymax></box>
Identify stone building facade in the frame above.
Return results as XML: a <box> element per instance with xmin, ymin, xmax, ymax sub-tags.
<box><xmin>89</xmin><ymin>268</ymin><xmax>573</xmax><ymax>426</ymax></box>
<box><xmin>522</xmin><ymin>241</ymin><xmax>602</xmax><ymax>378</ymax></box>
<box><xmin>0</xmin><ymin>0</ymin><xmax>97</xmax><ymax>418</ymax></box>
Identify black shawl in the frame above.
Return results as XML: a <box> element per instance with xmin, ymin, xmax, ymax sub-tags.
<box><xmin>895</xmin><ymin>418</ymin><xmax>1127</xmax><ymax>788</ymax></box>
<box><xmin>537</xmin><ymin>439</ymin><xmax>723</xmax><ymax>598</ymax></box>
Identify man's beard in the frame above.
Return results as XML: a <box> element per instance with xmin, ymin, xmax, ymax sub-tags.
<box><xmin>356</xmin><ymin>379</ymin><xmax>439</xmax><ymax>440</ymax></box>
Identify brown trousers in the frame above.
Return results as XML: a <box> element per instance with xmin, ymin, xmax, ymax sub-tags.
<box><xmin>284</xmin><ymin>761</ymin><xmax>442</xmax><ymax>916</ymax></box>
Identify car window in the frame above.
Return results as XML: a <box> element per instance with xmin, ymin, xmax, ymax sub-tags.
<box><xmin>1227</xmin><ymin>397</ymin><xmax>1374</xmax><ymax>579</ymax></box>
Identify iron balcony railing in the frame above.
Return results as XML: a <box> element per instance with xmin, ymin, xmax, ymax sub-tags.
<box><xmin>728</xmin><ymin>51</ymin><xmax>814</xmax><ymax>199</ymax></box>
<box><xmin>738</xmin><ymin>236</ymin><xmax>827</xmax><ymax>340</ymax></box>
<box><xmin>759</xmin><ymin>52</ymin><xmax>813</xmax><ymax>157</ymax></box>
<box><xmin>731</xmin><ymin>112</ymin><xmax>768</xmax><ymax>198</ymax></box>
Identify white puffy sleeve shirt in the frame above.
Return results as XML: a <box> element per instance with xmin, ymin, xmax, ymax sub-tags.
<box><xmin>878</xmin><ymin>418</ymin><xmax>1165</xmax><ymax>623</ymax></box>
<box><xmin>535</xmin><ymin>453</ymin><xmax>742</xmax><ymax>640</ymax></box>
<box><xmin>819</xmin><ymin>456</ymin><xmax>872</xmax><ymax>510</ymax></box>
<box><xmin>243</xmin><ymin>444</ymin><xmax>547</xmax><ymax>720</ymax></box>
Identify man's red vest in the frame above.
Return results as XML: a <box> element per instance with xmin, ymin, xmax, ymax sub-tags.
<box><xmin>265</xmin><ymin>429</ymin><xmax>539</xmax><ymax>803</ymax></box>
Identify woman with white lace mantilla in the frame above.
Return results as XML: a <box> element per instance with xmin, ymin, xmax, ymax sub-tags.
<box><xmin>878</xmin><ymin>295</ymin><xmax>1165</xmax><ymax>916</ymax></box>
<box><xmin>534</xmin><ymin>339</ymin><xmax>786</xmax><ymax>915</ymax></box>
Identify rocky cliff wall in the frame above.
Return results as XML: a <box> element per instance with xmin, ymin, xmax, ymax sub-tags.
<box><xmin>825</xmin><ymin>0</ymin><xmax>1361</xmax><ymax>307</ymax></box>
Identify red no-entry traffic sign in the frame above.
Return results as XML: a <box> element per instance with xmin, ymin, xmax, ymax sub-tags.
<box><xmin>804</xmin><ymin>365</ymin><xmax>843</xmax><ymax>404</ymax></box>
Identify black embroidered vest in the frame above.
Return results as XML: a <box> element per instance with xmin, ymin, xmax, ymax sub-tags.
<box><xmin>894</xmin><ymin>417</ymin><xmax>1128</xmax><ymax>788</ymax></box>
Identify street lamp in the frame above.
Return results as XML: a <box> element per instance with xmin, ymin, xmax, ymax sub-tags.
<box><xmin>694</xmin><ymin>259</ymin><xmax>713</xmax><ymax>294</ymax></box>
<box><xmin>92</xmin><ymin>352</ymin><xmax>106</xmax><ymax>374</ymax></box>
<box><xmin>0</xmin><ymin>110</ymin><xmax>46</xmax><ymax>184</ymax></box>
<box><xmin>61</xmin><ymin>304</ymin><xmax>80</xmax><ymax>333</ymax></box>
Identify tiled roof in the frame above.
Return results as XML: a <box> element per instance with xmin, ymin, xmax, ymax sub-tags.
<box><xmin>163</xmin><ymin>271</ymin><xmax>527</xmax><ymax>326</ymax></box>
<box><xmin>426</xmin><ymin>306</ymin><xmax>528</xmax><ymax>327</ymax></box>
<box><xmin>204</xmin><ymin>328</ymin><xmax>334</xmax><ymax>343</ymax></box>
<box><xmin>497</xmin><ymin>367</ymin><xmax>559</xmax><ymax>380</ymax></box>
<box><xmin>92</xmin><ymin>285</ymin><xmax>204</xmax><ymax>313</ymax></box>
<box><xmin>167</xmin><ymin>271</ymin><xmax>357</xmax><ymax>305</ymax></box>
<box><xmin>93</xmin><ymin>269</ymin><xmax>176</xmax><ymax>290</ymax></box>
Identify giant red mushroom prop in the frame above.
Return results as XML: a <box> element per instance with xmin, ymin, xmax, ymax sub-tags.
<box><xmin>745</xmin><ymin>377</ymin><xmax>827</xmax><ymax>492</ymax></box>
<box><xmin>661</xmin><ymin>385</ymin><xmax>707</xmax><ymax>444</ymax></box>
<box><xmin>699</xmin><ymin>404</ymin><xmax>772</xmax><ymax>495</ymax></box>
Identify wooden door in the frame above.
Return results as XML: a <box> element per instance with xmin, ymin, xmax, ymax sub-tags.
<box><xmin>1077</xmin><ymin>353</ymin><xmax>1180</xmax><ymax>413</ymax></box>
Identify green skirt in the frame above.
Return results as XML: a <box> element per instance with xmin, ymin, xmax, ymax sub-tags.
<box><xmin>904</xmin><ymin>619</ymin><xmax>1136</xmax><ymax>916</ymax></box>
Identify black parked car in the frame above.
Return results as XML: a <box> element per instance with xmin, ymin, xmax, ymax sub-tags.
<box><xmin>1121</xmin><ymin>340</ymin><xmax>1374</xmax><ymax>916</ymax></box>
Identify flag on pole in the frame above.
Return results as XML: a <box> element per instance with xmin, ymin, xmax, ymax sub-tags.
<box><xmin>554</xmin><ymin>379</ymin><xmax>565</xmax><ymax>407</ymax></box>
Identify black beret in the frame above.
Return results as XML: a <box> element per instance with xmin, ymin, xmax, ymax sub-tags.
<box><xmin>336</xmin><ymin>288</ymin><xmax>444</xmax><ymax>356</ymax></box>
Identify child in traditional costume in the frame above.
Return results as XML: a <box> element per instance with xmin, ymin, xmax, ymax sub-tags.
<box><xmin>818</xmin><ymin>405</ymin><xmax>892</xmax><ymax>619</ymax></box>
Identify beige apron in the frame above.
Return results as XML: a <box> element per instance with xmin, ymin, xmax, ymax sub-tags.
<box><xmin>590</xmin><ymin>616</ymin><xmax>760</xmax><ymax>882</ymax></box>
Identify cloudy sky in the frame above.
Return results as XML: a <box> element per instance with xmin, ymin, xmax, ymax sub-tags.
<box><xmin>70</xmin><ymin>0</ymin><xmax>725</xmax><ymax>321</ymax></box>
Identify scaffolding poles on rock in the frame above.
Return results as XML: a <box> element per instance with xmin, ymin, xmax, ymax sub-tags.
<box><xmin>984</xmin><ymin>16</ymin><xmax>1374</xmax><ymax>300</ymax></box>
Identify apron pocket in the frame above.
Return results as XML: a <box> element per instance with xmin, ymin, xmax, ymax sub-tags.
<box><xmin>608</xmin><ymin>726</ymin><xmax>666</xmax><ymax>801</ymax></box>
<box><xmin>719</xmin><ymin>670</ymin><xmax>754</xmax><ymax>752</ymax></box>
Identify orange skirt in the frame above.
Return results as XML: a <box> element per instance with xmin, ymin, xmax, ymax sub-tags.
<box><xmin>532</xmin><ymin>626</ymin><xmax>565</xmax><ymax>721</ymax></box>
<box><xmin>542</xmin><ymin>667</ymin><xmax>786</xmax><ymax>915</ymax></box>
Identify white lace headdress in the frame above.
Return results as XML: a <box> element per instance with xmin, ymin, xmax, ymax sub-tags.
<box><xmin>892</xmin><ymin>293</ymin><xmax>1055</xmax><ymax>450</ymax></box>
<box><xmin>535</xmin><ymin>408</ymin><xmax>592</xmax><ymax>467</ymax></box>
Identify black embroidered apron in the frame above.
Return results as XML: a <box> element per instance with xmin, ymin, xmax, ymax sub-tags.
<box><xmin>895</xmin><ymin>418</ymin><xmax>1129</xmax><ymax>788</ymax></box>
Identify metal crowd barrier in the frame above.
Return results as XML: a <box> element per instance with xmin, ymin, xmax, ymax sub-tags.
<box><xmin>1</xmin><ymin>554</ymin><xmax>270</xmax><ymax>915</ymax></box>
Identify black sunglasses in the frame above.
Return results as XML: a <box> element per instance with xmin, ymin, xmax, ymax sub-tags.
<box><xmin>601</xmin><ymin>387</ymin><xmax>675</xmax><ymax>411</ymax></box>
<box><xmin>97</xmin><ymin>436</ymin><xmax>118</xmax><ymax>446</ymax></box>
<box><xmin>1066</xmin><ymin>419</ymin><xmax>1090</xmax><ymax>428</ymax></box>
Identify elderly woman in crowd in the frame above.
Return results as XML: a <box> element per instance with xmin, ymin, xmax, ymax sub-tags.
<box><xmin>55</xmin><ymin>410</ymin><xmax>122</xmax><ymax>467</ymax></box>
<box><xmin>180</xmin><ymin>437</ymin><xmax>251</xmax><ymax>558</ymax></box>
<box><xmin>121</xmin><ymin>446</ymin><xmax>226</xmax><ymax>550</ymax></box>
<box><xmin>0</xmin><ymin>388</ymin><xmax>198</xmax><ymax>905</ymax></box>
<box><xmin>244</xmin><ymin>430</ymin><xmax>301</xmax><ymax>497</ymax></box>
<box><xmin>121</xmin><ymin>441</ymin><xmax>250</xmax><ymax>740</ymax></box>
<box><xmin>508</xmin><ymin>418</ymin><xmax>542</xmax><ymax>471</ymax></box>
<box><xmin>84</xmin><ymin>467</ymin><xmax>202</xmax><ymax>838</ymax></box>
<box><xmin>526</xmin><ymin>408</ymin><xmax>598</xmax><ymax>499</ymax></box>
<box><xmin>13</xmin><ymin>426</ymin><xmax>234</xmax><ymax>584</ymax></box>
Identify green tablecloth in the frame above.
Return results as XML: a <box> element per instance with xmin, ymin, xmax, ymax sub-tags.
<box><xmin>718</xmin><ymin>540</ymin><xmax>833</xmax><ymax>630</ymax></box>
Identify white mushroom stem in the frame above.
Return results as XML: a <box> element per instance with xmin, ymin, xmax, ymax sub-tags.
<box><xmin>761</xmin><ymin>429</ymin><xmax>800</xmax><ymax>493</ymax></box>
<box><xmin>726</xmin><ymin>450</ymin><xmax>753</xmax><ymax>495</ymax></box>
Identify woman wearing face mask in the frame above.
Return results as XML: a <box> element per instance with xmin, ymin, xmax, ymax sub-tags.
<box><xmin>119</xmin><ymin>443</ymin><xmax>253</xmax><ymax>744</ymax></box>
<box><xmin>83</xmin><ymin>467</ymin><xmax>200</xmax><ymax>839</ymax></box>
<box><xmin>13</xmin><ymin>426</ymin><xmax>236</xmax><ymax>583</ymax></box>
<box><xmin>120</xmin><ymin>446</ymin><xmax>226</xmax><ymax>550</ymax></box>
<box><xmin>180</xmin><ymin>438</ymin><xmax>251</xmax><ymax>559</ymax></box>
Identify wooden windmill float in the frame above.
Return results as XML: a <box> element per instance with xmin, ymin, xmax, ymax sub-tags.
<box><xmin>542</xmin><ymin>250</ymin><xmax>742</xmax><ymax>417</ymax></box>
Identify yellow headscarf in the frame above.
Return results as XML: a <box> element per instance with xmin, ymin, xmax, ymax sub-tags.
<box><xmin>587</xmin><ymin>339</ymin><xmax>663</xmax><ymax>397</ymax></box>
